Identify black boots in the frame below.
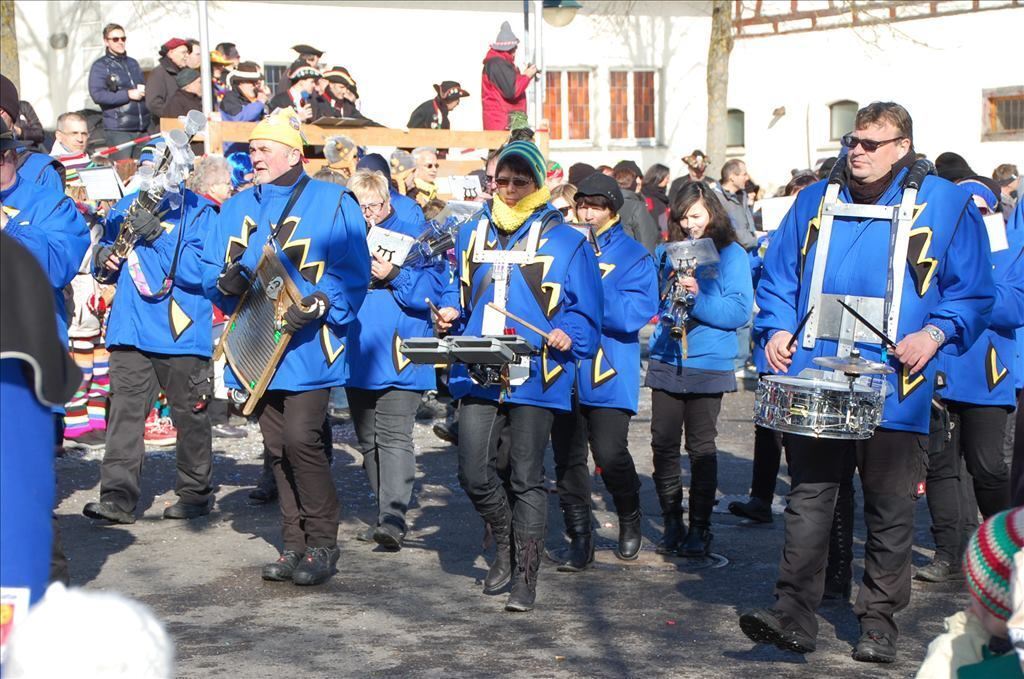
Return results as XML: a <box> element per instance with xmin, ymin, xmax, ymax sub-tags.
<box><xmin>482</xmin><ymin>508</ymin><xmax>513</xmax><ymax>594</ymax></box>
<box><xmin>505</xmin><ymin>534</ymin><xmax>541</xmax><ymax>612</ymax></box>
<box><xmin>679</xmin><ymin>456</ymin><xmax>716</xmax><ymax>558</ymax></box>
<box><xmin>557</xmin><ymin>504</ymin><xmax>594</xmax><ymax>572</ymax></box>
<box><xmin>654</xmin><ymin>476</ymin><xmax>685</xmax><ymax>555</ymax></box>
<box><xmin>614</xmin><ymin>494</ymin><xmax>643</xmax><ymax>560</ymax></box>
<box><xmin>823</xmin><ymin>481</ymin><xmax>854</xmax><ymax>601</ymax></box>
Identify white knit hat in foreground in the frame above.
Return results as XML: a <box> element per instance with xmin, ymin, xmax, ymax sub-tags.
<box><xmin>4</xmin><ymin>583</ymin><xmax>174</xmax><ymax>678</ymax></box>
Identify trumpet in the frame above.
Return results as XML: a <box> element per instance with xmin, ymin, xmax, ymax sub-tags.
<box><xmin>96</xmin><ymin>111</ymin><xmax>206</xmax><ymax>283</ymax></box>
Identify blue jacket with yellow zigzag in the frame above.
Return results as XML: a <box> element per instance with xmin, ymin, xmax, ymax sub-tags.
<box><xmin>102</xmin><ymin>190</ymin><xmax>215</xmax><ymax>357</ymax></box>
<box><xmin>577</xmin><ymin>223</ymin><xmax>658</xmax><ymax>413</ymax></box>
<box><xmin>345</xmin><ymin>209</ymin><xmax>447</xmax><ymax>391</ymax></box>
<box><xmin>755</xmin><ymin>171</ymin><xmax>994</xmax><ymax>434</ymax></box>
<box><xmin>201</xmin><ymin>172</ymin><xmax>370</xmax><ymax>392</ymax></box>
<box><xmin>439</xmin><ymin>202</ymin><xmax>603</xmax><ymax>411</ymax></box>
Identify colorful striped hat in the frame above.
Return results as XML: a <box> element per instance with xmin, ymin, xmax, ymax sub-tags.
<box><xmin>497</xmin><ymin>140</ymin><xmax>546</xmax><ymax>188</ymax></box>
<box><xmin>964</xmin><ymin>506</ymin><xmax>1024</xmax><ymax>621</ymax></box>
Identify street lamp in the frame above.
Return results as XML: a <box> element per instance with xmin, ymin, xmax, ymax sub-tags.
<box><xmin>543</xmin><ymin>0</ymin><xmax>582</xmax><ymax>28</ymax></box>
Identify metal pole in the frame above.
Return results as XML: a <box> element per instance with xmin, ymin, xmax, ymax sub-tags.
<box><xmin>197</xmin><ymin>0</ymin><xmax>213</xmax><ymax>154</ymax></box>
<box><xmin>533</xmin><ymin>0</ymin><xmax>543</xmax><ymax>129</ymax></box>
<box><xmin>523</xmin><ymin>0</ymin><xmax>531</xmax><ymax>126</ymax></box>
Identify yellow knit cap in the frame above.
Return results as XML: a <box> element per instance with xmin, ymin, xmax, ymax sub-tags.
<box><xmin>249</xmin><ymin>107</ymin><xmax>306</xmax><ymax>150</ymax></box>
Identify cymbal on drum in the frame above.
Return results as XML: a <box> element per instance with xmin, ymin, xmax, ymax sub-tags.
<box><xmin>812</xmin><ymin>354</ymin><xmax>895</xmax><ymax>375</ymax></box>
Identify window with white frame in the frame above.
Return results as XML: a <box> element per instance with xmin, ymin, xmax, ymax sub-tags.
<box><xmin>829</xmin><ymin>100</ymin><xmax>858</xmax><ymax>141</ymax></box>
<box><xmin>727</xmin><ymin>109</ymin><xmax>745</xmax><ymax>147</ymax></box>
<box><xmin>544</xmin><ymin>69</ymin><xmax>592</xmax><ymax>142</ymax></box>
<box><xmin>609</xmin><ymin>69</ymin><xmax>657</xmax><ymax>142</ymax></box>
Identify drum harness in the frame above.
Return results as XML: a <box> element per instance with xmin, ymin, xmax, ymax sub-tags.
<box><xmin>800</xmin><ymin>156</ymin><xmax>935</xmax><ymax>385</ymax></box>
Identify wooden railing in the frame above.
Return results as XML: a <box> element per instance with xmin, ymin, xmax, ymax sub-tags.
<box><xmin>160</xmin><ymin>118</ymin><xmax>549</xmax><ymax>177</ymax></box>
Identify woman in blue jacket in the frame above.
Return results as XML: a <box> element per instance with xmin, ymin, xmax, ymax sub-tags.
<box><xmin>344</xmin><ymin>169</ymin><xmax>447</xmax><ymax>550</ymax></box>
<box><xmin>646</xmin><ymin>181</ymin><xmax>753</xmax><ymax>557</ymax></box>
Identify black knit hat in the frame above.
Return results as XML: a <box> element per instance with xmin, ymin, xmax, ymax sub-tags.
<box><xmin>576</xmin><ymin>172</ymin><xmax>625</xmax><ymax>213</ymax></box>
<box><xmin>568</xmin><ymin>162</ymin><xmax>596</xmax><ymax>186</ymax></box>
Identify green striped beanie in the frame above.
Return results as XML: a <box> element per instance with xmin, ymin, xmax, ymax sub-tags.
<box><xmin>497</xmin><ymin>140</ymin><xmax>546</xmax><ymax>188</ymax></box>
<box><xmin>963</xmin><ymin>506</ymin><xmax>1023</xmax><ymax>621</ymax></box>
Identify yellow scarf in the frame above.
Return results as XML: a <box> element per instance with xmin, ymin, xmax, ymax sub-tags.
<box><xmin>595</xmin><ymin>215</ymin><xmax>620</xmax><ymax>237</ymax></box>
<box><xmin>491</xmin><ymin>187</ymin><xmax>551</xmax><ymax>233</ymax></box>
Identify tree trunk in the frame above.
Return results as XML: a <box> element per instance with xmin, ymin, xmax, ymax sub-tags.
<box><xmin>0</xmin><ymin>0</ymin><xmax>18</xmax><ymax>92</ymax></box>
<box><xmin>705</xmin><ymin>0</ymin><xmax>733</xmax><ymax>181</ymax></box>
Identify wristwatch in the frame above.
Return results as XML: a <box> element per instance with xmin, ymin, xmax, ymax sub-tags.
<box><xmin>923</xmin><ymin>324</ymin><xmax>946</xmax><ymax>345</ymax></box>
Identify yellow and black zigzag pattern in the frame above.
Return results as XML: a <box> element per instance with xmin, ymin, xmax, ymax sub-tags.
<box><xmin>276</xmin><ymin>216</ymin><xmax>325</xmax><ymax>284</ymax></box>
<box><xmin>897</xmin><ymin>363</ymin><xmax>926</xmax><ymax>402</ymax></box>
<box><xmin>227</xmin><ymin>216</ymin><xmax>257</xmax><ymax>263</ymax></box>
<box><xmin>799</xmin><ymin>199</ymin><xmax>823</xmax><ymax>275</ymax></box>
<box><xmin>591</xmin><ymin>347</ymin><xmax>617</xmax><ymax>389</ymax></box>
<box><xmin>519</xmin><ymin>240</ymin><xmax>562</xmax><ymax>320</ymax></box>
<box><xmin>540</xmin><ymin>344</ymin><xmax>564</xmax><ymax>391</ymax></box>
<box><xmin>168</xmin><ymin>298</ymin><xmax>193</xmax><ymax>341</ymax></box>
<box><xmin>320</xmin><ymin>326</ymin><xmax>344</xmax><ymax>366</ymax></box>
<box><xmin>392</xmin><ymin>331</ymin><xmax>412</xmax><ymax>374</ymax></box>
<box><xmin>986</xmin><ymin>341</ymin><xmax>1009</xmax><ymax>392</ymax></box>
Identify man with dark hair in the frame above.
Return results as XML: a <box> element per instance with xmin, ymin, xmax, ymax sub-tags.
<box><xmin>87</xmin><ymin>23</ymin><xmax>149</xmax><ymax>160</ymax></box>
<box><xmin>740</xmin><ymin>101</ymin><xmax>995</xmax><ymax>663</ymax></box>
<box><xmin>712</xmin><ymin>159</ymin><xmax>757</xmax><ymax>251</ymax></box>
<box><xmin>612</xmin><ymin>160</ymin><xmax>658</xmax><ymax>254</ymax></box>
<box><xmin>215</xmin><ymin>42</ymin><xmax>240</xmax><ymax>68</ymax></box>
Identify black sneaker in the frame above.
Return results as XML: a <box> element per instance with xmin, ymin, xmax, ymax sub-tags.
<box><xmin>212</xmin><ymin>424</ymin><xmax>248</xmax><ymax>439</ymax></box>
<box><xmin>262</xmin><ymin>550</ymin><xmax>301</xmax><ymax>581</ymax></box>
<box><xmin>163</xmin><ymin>500</ymin><xmax>212</xmax><ymax>520</ymax></box>
<box><xmin>248</xmin><ymin>484</ymin><xmax>278</xmax><ymax>505</ymax></box>
<box><xmin>65</xmin><ymin>429</ymin><xmax>107</xmax><ymax>449</ymax></box>
<box><xmin>914</xmin><ymin>559</ymin><xmax>962</xmax><ymax>583</ymax></box>
<box><xmin>739</xmin><ymin>608</ymin><xmax>816</xmax><ymax>654</ymax></box>
<box><xmin>728</xmin><ymin>497</ymin><xmax>773</xmax><ymax>524</ymax></box>
<box><xmin>292</xmin><ymin>545</ymin><xmax>341</xmax><ymax>586</ymax></box>
<box><xmin>432</xmin><ymin>421</ymin><xmax>458</xmax><ymax>445</ymax></box>
<box><xmin>82</xmin><ymin>501</ymin><xmax>136</xmax><ymax>525</ymax></box>
<box><xmin>852</xmin><ymin>629</ymin><xmax>897</xmax><ymax>663</ymax></box>
<box><xmin>372</xmin><ymin>523</ymin><xmax>404</xmax><ymax>551</ymax></box>
<box><xmin>355</xmin><ymin>524</ymin><xmax>376</xmax><ymax>542</ymax></box>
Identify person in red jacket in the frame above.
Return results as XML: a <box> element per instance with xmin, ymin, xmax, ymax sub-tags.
<box><xmin>480</xmin><ymin>21</ymin><xmax>537</xmax><ymax>131</ymax></box>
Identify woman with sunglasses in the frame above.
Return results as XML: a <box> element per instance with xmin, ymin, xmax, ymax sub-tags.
<box><xmin>435</xmin><ymin>140</ymin><xmax>602</xmax><ymax>612</ymax></box>
<box><xmin>344</xmin><ymin>169</ymin><xmax>448</xmax><ymax>551</ymax></box>
<box><xmin>646</xmin><ymin>181</ymin><xmax>753</xmax><ymax>559</ymax></box>
<box><xmin>549</xmin><ymin>172</ymin><xmax>658</xmax><ymax>571</ymax></box>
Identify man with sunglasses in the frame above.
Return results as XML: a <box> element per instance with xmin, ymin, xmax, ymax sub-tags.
<box><xmin>410</xmin><ymin>147</ymin><xmax>440</xmax><ymax>209</ymax></box>
<box><xmin>88</xmin><ymin>23</ymin><xmax>150</xmax><ymax>161</ymax></box>
<box><xmin>740</xmin><ymin>102</ymin><xmax>995</xmax><ymax>664</ymax></box>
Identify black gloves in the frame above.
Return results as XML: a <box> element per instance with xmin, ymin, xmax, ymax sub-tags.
<box><xmin>132</xmin><ymin>207</ymin><xmax>164</xmax><ymax>243</ymax></box>
<box><xmin>281</xmin><ymin>292</ymin><xmax>329</xmax><ymax>334</ymax></box>
<box><xmin>216</xmin><ymin>262</ymin><xmax>251</xmax><ymax>297</ymax></box>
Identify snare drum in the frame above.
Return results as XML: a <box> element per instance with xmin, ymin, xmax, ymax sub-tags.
<box><xmin>753</xmin><ymin>375</ymin><xmax>883</xmax><ymax>440</ymax></box>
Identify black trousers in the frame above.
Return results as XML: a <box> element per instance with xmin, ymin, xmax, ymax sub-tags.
<box><xmin>1014</xmin><ymin>390</ymin><xmax>1024</xmax><ymax>506</ymax></box>
<box><xmin>926</xmin><ymin>401</ymin><xmax>1011</xmax><ymax>562</ymax></box>
<box><xmin>749</xmin><ymin>425</ymin><xmax>785</xmax><ymax>503</ymax></box>
<box><xmin>457</xmin><ymin>397</ymin><xmax>554</xmax><ymax>539</ymax></box>
<box><xmin>650</xmin><ymin>389</ymin><xmax>722</xmax><ymax>478</ymax></box>
<box><xmin>100</xmin><ymin>348</ymin><xmax>212</xmax><ymax>512</ymax></box>
<box><xmin>257</xmin><ymin>389</ymin><xmax>339</xmax><ymax>552</ymax></box>
<box><xmin>551</xmin><ymin>403</ymin><xmax>640</xmax><ymax>509</ymax></box>
<box><xmin>773</xmin><ymin>429</ymin><xmax>927</xmax><ymax>640</ymax></box>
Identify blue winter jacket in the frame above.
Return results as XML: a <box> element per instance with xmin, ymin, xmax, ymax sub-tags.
<box><xmin>202</xmin><ymin>172</ymin><xmax>370</xmax><ymax>392</ymax></box>
<box><xmin>17</xmin><ymin>150</ymin><xmax>64</xmax><ymax>192</ymax></box>
<box><xmin>577</xmin><ymin>223</ymin><xmax>658</xmax><ymax>413</ymax></box>
<box><xmin>345</xmin><ymin>209</ymin><xmax>447</xmax><ymax>391</ymax></box>
<box><xmin>648</xmin><ymin>241</ymin><xmax>754</xmax><ymax>372</ymax></box>
<box><xmin>1</xmin><ymin>176</ymin><xmax>89</xmax><ymax>346</ymax></box>
<box><xmin>755</xmin><ymin>171</ymin><xmax>994</xmax><ymax>433</ymax></box>
<box><xmin>88</xmin><ymin>51</ymin><xmax>151</xmax><ymax>132</ymax></box>
<box><xmin>101</xmin><ymin>191</ymin><xmax>216</xmax><ymax>357</ymax></box>
<box><xmin>439</xmin><ymin>202</ymin><xmax>603</xmax><ymax>411</ymax></box>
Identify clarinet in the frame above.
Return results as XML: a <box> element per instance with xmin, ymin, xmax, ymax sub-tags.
<box><xmin>96</xmin><ymin>111</ymin><xmax>206</xmax><ymax>283</ymax></box>
<box><xmin>661</xmin><ymin>254</ymin><xmax>698</xmax><ymax>340</ymax></box>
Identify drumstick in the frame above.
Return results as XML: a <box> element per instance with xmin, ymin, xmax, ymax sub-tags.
<box><xmin>837</xmin><ymin>300</ymin><xmax>898</xmax><ymax>350</ymax></box>
<box><xmin>786</xmin><ymin>306</ymin><xmax>814</xmax><ymax>352</ymax></box>
<box><xmin>425</xmin><ymin>298</ymin><xmax>442</xmax><ymax>319</ymax></box>
<box><xmin>486</xmin><ymin>303</ymin><xmax>552</xmax><ymax>342</ymax></box>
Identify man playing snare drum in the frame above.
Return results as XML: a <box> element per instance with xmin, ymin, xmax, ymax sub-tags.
<box><xmin>738</xmin><ymin>102</ymin><xmax>994</xmax><ymax>663</ymax></box>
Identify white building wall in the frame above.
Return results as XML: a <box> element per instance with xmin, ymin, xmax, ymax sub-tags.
<box><xmin>12</xmin><ymin>1</ymin><xmax>1021</xmax><ymax>192</ymax></box>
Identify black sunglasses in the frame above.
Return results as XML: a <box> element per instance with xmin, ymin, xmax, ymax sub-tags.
<box><xmin>108</xmin><ymin>36</ymin><xmax>127</xmax><ymax>42</ymax></box>
<box><xmin>494</xmin><ymin>177</ymin><xmax>532</xmax><ymax>188</ymax></box>
<box><xmin>841</xmin><ymin>134</ymin><xmax>904</xmax><ymax>153</ymax></box>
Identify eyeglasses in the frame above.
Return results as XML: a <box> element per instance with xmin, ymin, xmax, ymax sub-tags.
<box><xmin>484</xmin><ymin>175</ymin><xmax>495</xmax><ymax>185</ymax></box>
<box><xmin>494</xmin><ymin>177</ymin><xmax>532</xmax><ymax>188</ymax></box>
<box><xmin>107</xmin><ymin>36</ymin><xmax>126</xmax><ymax>42</ymax></box>
<box><xmin>423</xmin><ymin>163</ymin><xmax>439</xmax><ymax>170</ymax></box>
<box><xmin>841</xmin><ymin>134</ymin><xmax>905</xmax><ymax>153</ymax></box>
<box><xmin>359</xmin><ymin>201</ymin><xmax>384</xmax><ymax>213</ymax></box>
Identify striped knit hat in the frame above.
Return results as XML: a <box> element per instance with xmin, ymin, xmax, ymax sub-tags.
<box><xmin>497</xmin><ymin>140</ymin><xmax>546</xmax><ymax>188</ymax></box>
<box><xmin>964</xmin><ymin>506</ymin><xmax>1024</xmax><ymax>621</ymax></box>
